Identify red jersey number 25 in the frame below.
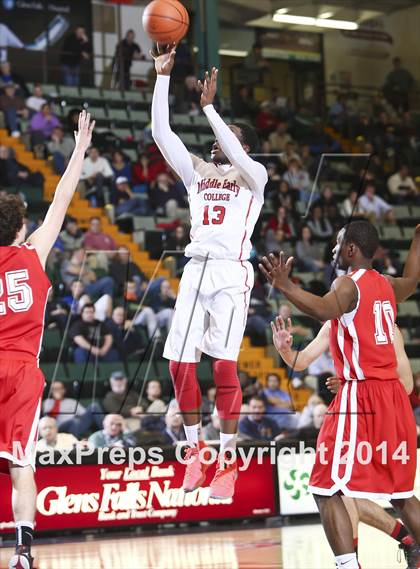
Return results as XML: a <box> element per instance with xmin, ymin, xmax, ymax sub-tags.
<box><xmin>0</xmin><ymin>269</ymin><xmax>34</xmax><ymax>315</ymax></box>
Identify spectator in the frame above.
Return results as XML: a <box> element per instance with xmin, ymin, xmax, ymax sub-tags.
<box><xmin>0</xmin><ymin>61</ymin><xmax>29</xmax><ymax>97</ymax></box>
<box><xmin>124</xmin><ymin>279</ymin><xmax>160</xmax><ymax>339</ymax></box>
<box><xmin>105</xmin><ymin>306</ymin><xmax>142</xmax><ymax>360</ymax></box>
<box><xmin>0</xmin><ymin>145</ymin><xmax>43</xmax><ymax>188</ymax></box>
<box><xmin>289</xmin><ymin>403</ymin><xmax>327</xmax><ymax>441</ymax></box>
<box><xmin>171</xmin><ymin>40</ymin><xmax>194</xmax><ymax>81</ymax></box>
<box><xmin>111</xmin><ymin>150</ymin><xmax>132</xmax><ymax>181</ymax></box>
<box><xmin>29</xmin><ymin>103</ymin><xmax>61</xmax><ymax>147</ymax></box>
<box><xmin>409</xmin><ymin>372</ymin><xmax>420</xmax><ymax>435</ymax></box>
<box><xmin>36</xmin><ymin>417</ymin><xmax>78</xmax><ymax>452</ymax></box>
<box><xmin>132</xmin><ymin>152</ymin><xmax>168</xmax><ymax>189</ymax></box>
<box><xmin>265</xmin><ymin>206</ymin><xmax>294</xmax><ymax>238</ymax></box>
<box><xmin>242</xmin><ymin>43</ymin><xmax>269</xmax><ymax>88</ymax></box>
<box><xmin>80</xmin><ymin>147</ymin><xmax>115</xmax><ymax>207</ymax></box>
<box><xmin>278</xmin><ymin>303</ymin><xmax>311</xmax><ymax>347</ymax></box>
<box><xmin>268</xmin><ymin>122</ymin><xmax>293</xmax><ymax>153</ymax></box>
<box><xmin>383</xmin><ymin>57</ymin><xmax>414</xmax><ymax>113</ymax></box>
<box><xmin>149</xmin><ymin>279</ymin><xmax>176</xmax><ymax>332</ymax></box>
<box><xmin>202</xmin><ymin>411</ymin><xmax>221</xmax><ymax>440</ymax></box>
<box><xmin>61</xmin><ymin>250</ymin><xmax>115</xmax><ymax>301</ymax></box>
<box><xmin>246</xmin><ymin>273</ymin><xmax>274</xmax><ymax>346</ymax></box>
<box><xmin>47</xmin><ymin>126</ymin><xmax>75</xmax><ymax>174</ymax></box>
<box><xmin>83</xmin><ymin>216</ymin><xmax>117</xmax><ymax>251</ymax></box>
<box><xmin>265</xmin><ymin>228</ymin><xmax>293</xmax><ymax>258</ymax></box>
<box><xmin>140</xmin><ymin>380</ymin><xmax>167</xmax><ymax>433</ymax></box>
<box><xmin>115</xmin><ymin>176</ymin><xmax>149</xmax><ymax>219</ymax></box>
<box><xmin>255</xmin><ymin>102</ymin><xmax>279</xmax><ymax>137</ymax></box>
<box><xmin>387</xmin><ymin>164</ymin><xmax>418</xmax><ymax>203</ymax></box>
<box><xmin>295</xmin><ymin>226</ymin><xmax>325</xmax><ymax>272</ymax></box>
<box><xmin>282</xmin><ymin>158</ymin><xmax>312</xmax><ymax>202</ymax></box>
<box><xmin>297</xmin><ymin>394</ymin><xmax>324</xmax><ymax>429</ymax></box>
<box><xmin>260</xmin><ymin>373</ymin><xmax>297</xmax><ymax>430</ymax></box>
<box><xmin>279</xmin><ymin>141</ymin><xmax>301</xmax><ymax>167</ymax></box>
<box><xmin>112</xmin><ymin>30</ymin><xmax>145</xmax><ymax>90</ymax></box>
<box><xmin>238</xmin><ymin>396</ymin><xmax>282</xmax><ymax>441</ymax></box>
<box><xmin>161</xmin><ymin>403</ymin><xmax>186</xmax><ymax>445</ymax></box>
<box><xmin>270</xmin><ymin>180</ymin><xmax>296</xmax><ymax>213</ymax></box>
<box><xmin>42</xmin><ymin>380</ymin><xmax>103</xmax><ymax>438</ymax></box>
<box><xmin>59</xmin><ymin>217</ymin><xmax>84</xmax><ymax>252</ymax></box>
<box><xmin>340</xmin><ymin>190</ymin><xmax>365</xmax><ymax>219</ymax></box>
<box><xmin>359</xmin><ymin>183</ymin><xmax>395</xmax><ymax>223</ymax></box>
<box><xmin>70</xmin><ymin>303</ymin><xmax>119</xmax><ymax>363</ymax></box>
<box><xmin>88</xmin><ymin>414</ymin><xmax>136</xmax><ymax>448</ymax></box>
<box><xmin>60</xmin><ymin>26</ymin><xmax>91</xmax><ymax>86</ymax></box>
<box><xmin>103</xmin><ymin>370</ymin><xmax>143</xmax><ymax>420</ymax></box>
<box><xmin>149</xmin><ymin>172</ymin><xmax>188</xmax><ymax>219</ymax></box>
<box><xmin>239</xmin><ymin>371</ymin><xmax>261</xmax><ymax>402</ymax></box>
<box><xmin>308</xmin><ymin>347</ymin><xmax>335</xmax><ymax>377</ymax></box>
<box><xmin>315</xmin><ymin>186</ymin><xmax>338</xmax><ymax>220</ymax></box>
<box><xmin>165</xmin><ymin>225</ymin><xmax>189</xmax><ymax>275</ymax></box>
<box><xmin>307</xmin><ymin>205</ymin><xmax>333</xmax><ymax>239</ymax></box>
<box><xmin>175</xmin><ymin>75</ymin><xmax>202</xmax><ymax>115</ymax></box>
<box><xmin>26</xmin><ymin>83</ymin><xmax>47</xmax><ymax>114</ymax></box>
<box><xmin>231</xmin><ymin>85</ymin><xmax>257</xmax><ymax>121</ymax></box>
<box><xmin>0</xmin><ymin>82</ymin><xmax>28</xmax><ymax>137</ymax></box>
<box><xmin>109</xmin><ymin>245</ymin><xmax>146</xmax><ymax>297</ymax></box>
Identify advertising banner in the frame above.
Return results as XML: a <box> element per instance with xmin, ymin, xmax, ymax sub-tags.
<box><xmin>0</xmin><ymin>454</ymin><xmax>276</xmax><ymax>532</ymax></box>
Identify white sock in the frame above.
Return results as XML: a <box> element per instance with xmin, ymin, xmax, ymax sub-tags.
<box><xmin>219</xmin><ymin>432</ymin><xmax>237</xmax><ymax>454</ymax></box>
<box><xmin>183</xmin><ymin>423</ymin><xmax>201</xmax><ymax>446</ymax></box>
<box><xmin>335</xmin><ymin>553</ymin><xmax>358</xmax><ymax>569</ymax></box>
<box><xmin>16</xmin><ymin>521</ymin><xmax>34</xmax><ymax>530</ymax></box>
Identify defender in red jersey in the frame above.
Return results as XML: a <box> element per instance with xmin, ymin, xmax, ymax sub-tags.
<box><xmin>260</xmin><ymin>220</ymin><xmax>420</xmax><ymax>569</ymax></box>
<box><xmin>1</xmin><ymin>111</ymin><xmax>94</xmax><ymax>569</ymax></box>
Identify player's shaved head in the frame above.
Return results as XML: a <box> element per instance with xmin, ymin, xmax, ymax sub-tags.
<box><xmin>342</xmin><ymin>220</ymin><xmax>379</xmax><ymax>259</ymax></box>
<box><xmin>0</xmin><ymin>194</ymin><xmax>26</xmax><ymax>246</ymax></box>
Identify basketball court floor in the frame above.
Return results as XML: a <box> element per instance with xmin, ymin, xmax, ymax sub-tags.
<box><xmin>1</xmin><ymin>521</ymin><xmax>402</xmax><ymax>568</ymax></box>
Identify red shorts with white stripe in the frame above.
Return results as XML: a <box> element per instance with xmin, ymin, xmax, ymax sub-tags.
<box><xmin>0</xmin><ymin>356</ymin><xmax>45</xmax><ymax>475</ymax></box>
<box><xmin>309</xmin><ymin>378</ymin><xmax>417</xmax><ymax>500</ymax></box>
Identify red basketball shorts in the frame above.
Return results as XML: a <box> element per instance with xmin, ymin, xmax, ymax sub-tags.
<box><xmin>309</xmin><ymin>378</ymin><xmax>417</xmax><ymax>500</ymax></box>
<box><xmin>0</xmin><ymin>357</ymin><xmax>45</xmax><ymax>475</ymax></box>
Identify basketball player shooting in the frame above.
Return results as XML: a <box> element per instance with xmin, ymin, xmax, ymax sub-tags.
<box><xmin>0</xmin><ymin>110</ymin><xmax>94</xmax><ymax>569</ymax></box>
<box><xmin>150</xmin><ymin>44</ymin><xmax>267</xmax><ymax>500</ymax></box>
<box><xmin>260</xmin><ymin>220</ymin><xmax>420</xmax><ymax>569</ymax></box>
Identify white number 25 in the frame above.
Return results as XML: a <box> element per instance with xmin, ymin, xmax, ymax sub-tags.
<box><xmin>0</xmin><ymin>270</ymin><xmax>33</xmax><ymax>315</ymax></box>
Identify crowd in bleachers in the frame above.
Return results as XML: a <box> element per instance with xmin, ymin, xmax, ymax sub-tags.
<box><xmin>1</xmin><ymin>53</ymin><xmax>420</xmax><ymax>450</ymax></box>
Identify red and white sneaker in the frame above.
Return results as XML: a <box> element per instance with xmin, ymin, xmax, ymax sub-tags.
<box><xmin>209</xmin><ymin>458</ymin><xmax>238</xmax><ymax>500</ymax></box>
<box><xmin>9</xmin><ymin>547</ymin><xmax>34</xmax><ymax>569</ymax></box>
<box><xmin>182</xmin><ymin>441</ymin><xmax>210</xmax><ymax>493</ymax></box>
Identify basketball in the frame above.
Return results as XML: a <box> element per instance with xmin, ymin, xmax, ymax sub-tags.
<box><xmin>142</xmin><ymin>0</ymin><xmax>189</xmax><ymax>44</ymax></box>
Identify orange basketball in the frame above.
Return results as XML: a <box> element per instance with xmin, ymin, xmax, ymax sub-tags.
<box><xmin>142</xmin><ymin>0</ymin><xmax>189</xmax><ymax>44</ymax></box>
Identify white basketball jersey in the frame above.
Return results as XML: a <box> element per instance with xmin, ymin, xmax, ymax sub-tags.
<box><xmin>184</xmin><ymin>155</ymin><xmax>264</xmax><ymax>260</ymax></box>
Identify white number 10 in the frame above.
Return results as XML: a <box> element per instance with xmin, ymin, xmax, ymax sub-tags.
<box><xmin>373</xmin><ymin>300</ymin><xmax>395</xmax><ymax>345</ymax></box>
<box><xmin>0</xmin><ymin>270</ymin><xmax>33</xmax><ymax>315</ymax></box>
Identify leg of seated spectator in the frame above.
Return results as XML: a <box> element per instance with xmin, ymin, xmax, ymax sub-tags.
<box><xmin>94</xmin><ymin>294</ymin><xmax>112</xmax><ymax>322</ymax></box>
<box><xmin>133</xmin><ymin>307</ymin><xmax>159</xmax><ymax>339</ymax></box>
<box><xmin>156</xmin><ymin>308</ymin><xmax>174</xmax><ymax>331</ymax></box>
<box><xmin>85</xmin><ymin>276</ymin><xmax>114</xmax><ymax>298</ymax></box>
<box><xmin>4</xmin><ymin>108</ymin><xmax>19</xmax><ymax>134</ymax></box>
<box><xmin>73</xmin><ymin>347</ymin><xmax>90</xmax><ymax>363</ymax></box>
<box><xmin>73</xmin><ymin>402</ymin><xmax>105</xmax><ymax>436</ymax></box>
<box><xmin>99</xmin><ymin>347</ymin><xmax>119</xmax><ymax>363</ymax></box>
<box><xmin>165</xmin><ymin>199</ymin><xmax>179</xmax><ymax>219</ymax></box>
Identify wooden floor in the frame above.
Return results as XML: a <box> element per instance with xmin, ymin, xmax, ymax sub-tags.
<box><xmin>1</xmin><ymin>523</ymin><xmax>401</xmax><ymax>568</ymax></box>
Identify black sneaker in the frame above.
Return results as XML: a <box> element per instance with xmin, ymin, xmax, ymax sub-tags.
<box><xmin>8</xmin><ymin>547</ymin><xmax>33</xmax><ymax>569</ymax></box>
<box><xmin>399</xmin><ymin>535</ymin><xmax>420</xmax><ymax>569</ymax></box>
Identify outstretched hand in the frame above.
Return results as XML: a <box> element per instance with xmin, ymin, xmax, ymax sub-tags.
<box><xmin>326</xmin><ymin>376</ymin><xmax>341</xmax><ymax>394</ymax></box>
<box><xmin>74</xmin><ymin>110</ymin><xmax>95</xmax><ymax>151</ymax></box>
<box><xmin>271</xmin><ymin>315</ymin><xmax>293</xmax><ymax>353</ymax></box>
<box><xmin>259</xmin><ymin>252</ymin><xmax>294</xmax><ymax>290</ymax></box>
<box><xmin>150</xmin><ymin>43</ymin><xmax>176</xmax><ymax>75</ymax></box>
<box><xmin>197</xmin><ymin>67</ymin><xmax>218</xmax><ymax>107</ymax></box>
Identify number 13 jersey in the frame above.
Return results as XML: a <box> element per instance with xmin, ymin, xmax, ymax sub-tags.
<box><xmin>329</xmin><ymin>269</ymin><xmax>398</xmax><ymax>381</ymax></box>
<box><xmin>184</xmin><ymin>155</ymin><xmax>264</xmax><ymax>261</ymax></box>
<box><xmin>0</xmin><ymin>243</ymin><xmax>51</xmax><ymax>361</ymax></box>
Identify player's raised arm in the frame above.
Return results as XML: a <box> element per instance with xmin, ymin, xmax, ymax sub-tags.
<box><xmin>150</xmin><ymin>43</ymin><xmax>196</xmax><ymax>187</ymax></box>
<box><xmin>260</xmin><ymin>253</ymin><xmax>358</xmax><ymax>322</ymax></box>
<box><xmin>198</xmin><ymin>67</ymin><xmax>267</xmax><ymax>200</ymax></box>
<box><xmin>28</xmin><ymin>110</ymin><xmax>94</xmax><ymax>267</ymax></box>
<box><xmin>272</xmin><ymin>316</ymin><xmax>330</xmax><ymax>371</ymax></box>
<box><xmin>385</xmin><ymin>224</ymin><xmax>420</xmax><ymax>302</ymax></box>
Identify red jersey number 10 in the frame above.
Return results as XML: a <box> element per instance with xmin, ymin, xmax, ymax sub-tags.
<box><xmin>203</xmin><ymin>205</ymin><xmax>226</xmax><ymax>225</ymax></box>
<box><xmin>0</xmin><ymin>269</ymin><xmax>33</xmax><ymax>315</ymax></box>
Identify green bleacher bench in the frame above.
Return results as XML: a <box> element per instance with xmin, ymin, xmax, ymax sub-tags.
<box><xmin>102</xmin><ymin>89</ymin><xmax>124</xmax><ymax>101</ymax></box>
<box><xmin>133</xmin><ymin>216</ymin><xmax>156</xmax><ymax>231</ymax></box>
<box><xmin>172</xmin><ymin>113</ymin><xmax>193</xmax><ymax>127</ymax></box>
<box><xmin>398</xmin><ymin>301</ymin><xmax>420</xmax><ymax>316</ymax></box>
<box><xmin>113</xmin><ymin>128</ymin><xmax>133</xmax><ymax>139</ymax></box>
<box><xmin>108</xmin><ymin>108</ymin><xmax>130</xmax><ymax>122</ymax></box>
<box><xmin>381</xmin><ymin>226</ymin><xmax>402</xmax><ymax>240</ymax></box>
<box><xmin>124</xmin><ymin>91</ymin><xmax>145</xmax><ymax>103</ymax></box>
<box><xmin>86</xmin><ymin>107</ymin><xmax>107</xmax><ymax>120</ymax></box>
<box><xmin>40</xmin><ymin>363</ymin><xmax>68</xmax><ymax>382</ymax></box>
<box><xmin>410</xmin><ymin>358</ymin><xmax>420</xmax><ymax>372</ymax></box>
<box><xmin>58</xmin><ymin>85</ymin><xmax>81</xmax><ymax>98</ymax></box>
<box><xmin>80</xmin><ymin>87</ymin><xmax>102</xmax><ymax>100</ymax></box>
<box><xmin>179</xmin><ymin>132</ymin><xmax>198</xmax><ymax>146</ymax></box>
<box><xmin>394</xmin><ymin>205</ymin><xmax>411</xmax><ymax>219</ymax></box>
<box><xmin>130</xmin><ymin>110</ymin><xmax>149</xmax><ymax>124</ymax></box>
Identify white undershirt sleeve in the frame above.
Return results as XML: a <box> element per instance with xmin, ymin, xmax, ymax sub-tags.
<box><xmin>203</xmin><ymin>104</ymin><xmax>267</xmax><ymax>201</ymax></box>
<box><xmin>151</xmin><ymin>75</ymin><xmax>196</xmax><ymax>188</ymax></box>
